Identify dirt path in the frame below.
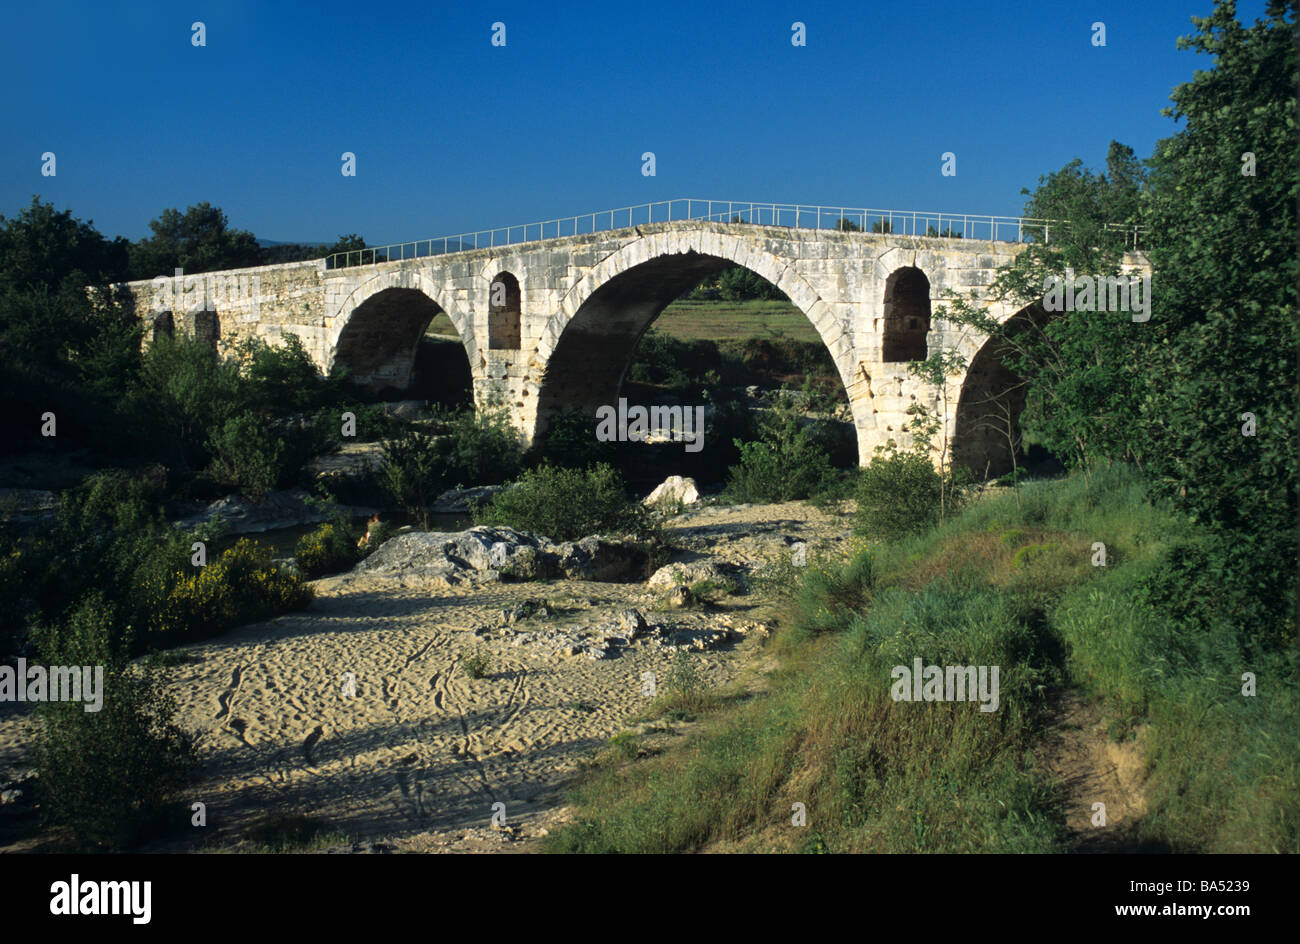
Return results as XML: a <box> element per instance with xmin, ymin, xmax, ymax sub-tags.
<box><xmin>1041</xmin><ymin>690</ymin><xmax>1153</xmax><ymax>852</ymax></box>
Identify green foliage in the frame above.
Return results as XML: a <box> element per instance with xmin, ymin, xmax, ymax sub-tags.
<box><xmin>144</xmin><ymin>539</ymin><xmax>313</xmax><ymax>643</ymax></box>
<box><xmin>686</xmin><ymin>267</ymin><xmax>787</xmax><ymax>302</ymax></box>
<box><xmin>536</xmin><ymin>408</ymin><xmax>618</xmax><ymax>469</ymax></box>
<box><xmin>1137</xmin><ymin>0</ymin><xmax>1298</xmax><ymax>635</ymax></box>
<box><xmin>32</xmin><ymin>596</ymin><xmax>198</xmax><ymax>850</ymax></box>
<box><xmin>855</xmin><ymin>451</ymin><xmax>942</xmax><ymax>540</ymax></box>
<box><xmin>378</xmin><ymin>426</ymin><xmax>443</xmax><ymax>529</ymax></box>
<box><xmin>426</xmin><ymin>404</ymin><xmax>523</xmax><ymax>487</ymax></box>
<box><xmin>474</xmin><ymin>463</ymin><xmax>651</xmax><ymax>542</ymax></box>
<box><xmin>204</xmin><ymin>412</ymin><xmax>285</xmax><ymax>501</ymax></box>
<box><xmin>124</xmin><ymin>334</ymin><xmax>244</xmax><ymax>474</ymax></box>
<box><xmin>0</xmin><ymin>196</ymin><xmax>129</xmax><ymax>293</ymax></box>
<box><xmin>654</xmin><ymin>652</ymin><xmax>714</xmax><ymax>719</ymax></box>
<box><xmin>128</xmin><ymin>201</ymin><xmax>263</xmax><ymax>279</ymax></box>
<box><xmin>294</xmin><ymin>522</ymin><xmax>362</xmax><ymax>578</ymax></box>
<box><xmin>626</xmin><ymin>328</ymin><xmax>722</xmax><ymax>394</ymax></box>
<box><xmin>551</xmin><ymin>468</ymin><xmax>1296</xmax><ymax>854</ymax></box>
<box><xmin>378</xmin><ymin>406</ymin><xmax>524</xmax><ymax>527</ymax></box>
<box><xmin>725</xmin><ymin>391</ymin><xmax>835</xmax><ymax>503</ymax></box>
<box><xmin>462</xmin><ymin>647</ymin><xmax>493</xmax><ymax>679</ymax></box>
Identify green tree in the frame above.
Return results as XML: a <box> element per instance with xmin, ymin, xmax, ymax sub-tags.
<box><xmin>0</xmin><ymin>196</ymin><xmax>129</xmax><ymax>293</ymax></box>
<box><xmin>934</xmin><ymin>140</ymin><xmax>1153</xmax><ymax>473</ymax></box>
<box><xmin>1138</xmin><ymin>0</ymin><xmax>1298</xmax><ymax>637</ymax></box>
<box><xmin>129</xmin><ymin>202</ymin><xmax>263</xmax><ymax>278</ymax></box>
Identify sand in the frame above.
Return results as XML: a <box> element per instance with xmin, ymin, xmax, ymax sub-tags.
<box><xmin>0</xmin><ymin>500</ymin><xmax>853</xmax><ymax>853</ymax></box>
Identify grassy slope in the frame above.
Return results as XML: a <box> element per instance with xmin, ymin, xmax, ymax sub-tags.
<box><xmin>546</xmin><ymin>467</ymin><xmax>1298</xmax><ymax>853</ymax></box>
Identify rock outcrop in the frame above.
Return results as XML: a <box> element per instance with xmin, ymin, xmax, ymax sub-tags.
<box><xmin>351</xmin><ymin>525</ymin><xmax>647</xmax><ymax>586</ymax></box>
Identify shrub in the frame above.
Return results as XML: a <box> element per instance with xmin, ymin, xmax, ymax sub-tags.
<box><xmin>146</xmin><ymin>539</ymin><xmax>313</xmax><ymax>643</ymax></box>
<box><xmin>473</xmin><ymin>463</ymin><xmax>650</xmax><ymax>542</ymax></box>
<box><xmin>294</xmin><ymin>522</ymin><xmax>361</xmax><ymax>578</ymax></box>
<box><xmin>655</xmin><ymin>652</ymin><xmax>714</xmax><ymax>719</ymax></box>
<box><xmin>462</xmin><ymin>647</ymin><xmax>493</xmax><ymax>679</ymax></box>
<box><xmin>535</xmin><ymin>408</ymin><xmax>617</xmax><ymax>469</ymax></box>
<box><xmin>855</xmin><ymin>451</ymin><xmax>943</xmax><ymax>540</ymax></box>
<box><xmin>122</xmin><ymin>334</ymin><xmax>243</xmax><ymax>474</ymax></box>
<box><xmin>427</xmin><ymin>404</ymin><xmax>523</xmax><ymax>487</ymax></box>
<box><xmin>204</xmin><ymin>411</ymin><xmax>285</xmax><ymax>500</ymax></box>
<box><xmin>32</xmin><ymin>596</ymin><xmax>198</xmax><ymax>850</ymax></box>
<box><xmin>378</xmin><ymin>426</ymin><xmax>443</xmax><ymax>528</ymax></box>
<box><xmin>726</xmin><ymin>403</ymin><xmax>834</xmax><ymax>503</ymax></box>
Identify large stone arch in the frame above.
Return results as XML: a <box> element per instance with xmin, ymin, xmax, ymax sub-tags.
<box><xmin>326</xmin><ymin>270</ymin><xmax>475</xmax><ymax>393</ymax></box>
<box><xmin>527</xmin><ymin>228</ymin><xmax>861</xmax><ymax>446</ymax></box>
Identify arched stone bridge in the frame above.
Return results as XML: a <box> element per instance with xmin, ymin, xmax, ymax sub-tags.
<box><xmin>110</xmin><ymin>218</ymin><xmax>1150</xmax><ymax>476</ymax></box>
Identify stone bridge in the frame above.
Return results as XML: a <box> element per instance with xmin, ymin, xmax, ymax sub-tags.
<box><xmin>109</xmin><ymin>217</ymin><xmax>1150</xmax><ymax>476</ymax></box>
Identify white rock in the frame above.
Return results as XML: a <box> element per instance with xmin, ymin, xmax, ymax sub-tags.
<box><xmin>643</xmin><ymin>476</ymin><xmax>700</xmax><ymax>507</ymax></box>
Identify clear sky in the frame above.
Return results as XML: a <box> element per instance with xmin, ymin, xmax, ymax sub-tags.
<box><xmin>0</xmin><ymin>0</ymin><xmax>1268</xmax><ymax>245</ymax></box>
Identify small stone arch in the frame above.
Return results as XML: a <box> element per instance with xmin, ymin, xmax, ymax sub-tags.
<box><xmin>488</xmin><ymin>271</ymin><xmax>522</xmax><ymax>349</ymax></box>
<box><xmin>882</xmin><ymin>267</ymin><xmax>930</xmax><ymax>362</ymax></box>
<box><xmin>151</xmin><ymin>310</ymin><xmax>174</xmax><ymax>343</ymax></box>
<box><xmin>194</xmin><ymin>309</ymin><xmax>219</xmax><ymax>353</ymax></box>
<box><xmin>326</xmin><ymin>269</ymin><xmax>476</xmax><ymax>383</ymax></box>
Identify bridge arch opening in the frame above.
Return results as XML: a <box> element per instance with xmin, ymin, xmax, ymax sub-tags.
<box><xmin>951</xmin><ymin>305</ymin><xmax>1036</xmax><ymax>479</ymax></box>
<box><xmin>882</xmin><ymin>267</ymin><xmax>930</xmax><ymax>362</ymax></box>
<box><xmin>334</xmin><ymin>286</ymin><xmax>470</xmax><ymax>401</ymax></box>
<box><xmin>193</xmin><ymin>309</ymin><xmax>220</xmax><ymax>353</ymax></box>
<box><xmin>488</xmin><ymin>272</ymin><xmax>521</xmax><ymax>349</ymax></box>
<box><xmin>152</xmin><ymin>310</ymin><xmax>174</xmax><ymax>343</ymax></box>
<box><xmin>535</xmin><ymin>251</ymin><xmax>856</xmax><ymax>487</ymax></box>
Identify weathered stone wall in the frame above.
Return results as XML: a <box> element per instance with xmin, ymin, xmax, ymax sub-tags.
<box><xmin>109</xmin><ymin>221</ymin><xmax>1151</xmax><ymax>474</ymax></box>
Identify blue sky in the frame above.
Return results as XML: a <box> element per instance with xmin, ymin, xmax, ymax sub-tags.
<box><xmin>0</xmin><ymin>0</ymin><xmax>1267</xmax><ymax>245</ymax></box>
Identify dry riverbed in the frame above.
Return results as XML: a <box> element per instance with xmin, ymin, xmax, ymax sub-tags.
<box><xmin>0</xmin><ymin>500</ymin><xmax>854</xmax><ymax>853</ymax></box>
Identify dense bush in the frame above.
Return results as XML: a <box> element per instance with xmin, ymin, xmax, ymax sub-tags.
<box><xmin>32</xmin><ymin>596</ymin><xmax>198</xmax><ymax>850</ymax></box>
<box><xmin>473</xmin><ymin>463</ymin><xmax>651</xmax><ymax>542</ymax></box>
<box><xmin>142</xmin><ymin>539</ymin><xmax>313</xmax><ymax>643</ymax></box>
<box><xmin>685</xmin><ymin>267</ymin><xmax>788</xmax><ymax>301</ymax></box>
<box><xmin>426</xmin><ymin>404</ymin><xmax>523</xmax><ymax>487</ymax></box>
<box><xmin>1</xmin><ymin>471</ymin><xmax>314</xmax><ymax>655</ymax></box>
<box><xmin>294</xmin><ymin>521</ymin><xmax>362</xmax><ymax>578</ymax></box>
<box><xmin>854</xmin><ymin>451</ymin><xmax>944</xmax><ymax>540</ymax></box>
<box><xmin>379</xmin><ymin>407</ymin><xmax>525</xmax><ymax>525</ymax></box>
<box><xmin>204</xmin><ymin>411</ymin><xmax>286</xmax><ymax>500</ymax></box>
<box><xmin>725</xmin><ymin>399</ymin><xmax>835</xmax><ymax>503</ymax></box>
<box><xmin>378</xmin><ymin>426</ymin><xmax>443</xmax><ymax>528</ymax></box>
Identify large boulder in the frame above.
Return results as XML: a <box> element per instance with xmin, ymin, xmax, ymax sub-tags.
<box><xmin>643</xmin><ymin>476</ymin><xmax>700</xmax><ymax>507</ymax></box>
<box><xmin>647</xmin><ymin>559</ymin><xmax>732</xmax><ymax>589</ymax></box>
<box><xmin>356</xmin><ymin>526</ymin><xmax>555</xmax><ymax>580</ymax></box>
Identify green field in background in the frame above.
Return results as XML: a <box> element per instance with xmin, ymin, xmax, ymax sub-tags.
<box><xmin>424</xmin><ymin>299</ymin><xmax>815</xmax><ymax>343</ymax></box>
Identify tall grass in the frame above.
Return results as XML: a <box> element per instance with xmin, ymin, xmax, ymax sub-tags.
<box><xmin>547</xmin><ymin>464</ymin><xmax>1298</xmax><ymax>854</ymax></box>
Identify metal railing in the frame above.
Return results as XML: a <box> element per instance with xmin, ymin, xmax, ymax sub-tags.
<box><xmin>325</xmin><ymin>198</ymin><xmax>1145</xmax><ymax>269</ymax></box>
